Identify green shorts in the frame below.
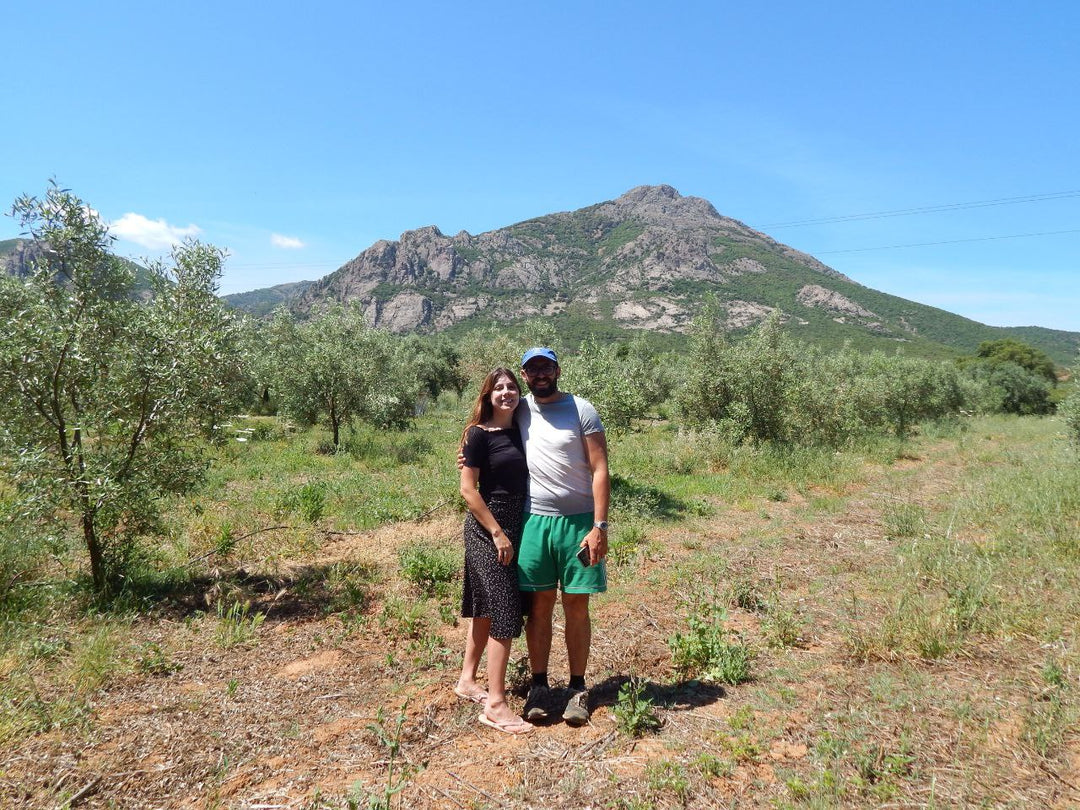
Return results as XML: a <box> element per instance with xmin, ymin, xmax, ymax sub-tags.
<box><xmin>518</xmin><ymin>512</ymin><xmax>607</xmax><ymax>594</ymax></box>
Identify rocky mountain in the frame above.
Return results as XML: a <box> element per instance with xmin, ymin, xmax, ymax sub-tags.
<box><xmin>290</xmin><ymin>184</ymin><xmax>849</xmax><ymax>334</ymax></box>
<box><xmin>17</xmin><ymin>183</ymin><xmax>1054</xmax><ymax>366</ymax></box>
<box><xmin>232</xmin><ymin>185</ymin><xmax>1073</xmax><ymax>364</ymax></box>
<box><xmin>1</xmin><ymin>237</ymin><xmax>155</xmax><ymax>299</ymax></box>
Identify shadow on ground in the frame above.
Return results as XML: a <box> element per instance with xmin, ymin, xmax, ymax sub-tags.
<box><xmin>512</xmin><ymin>675</ymin><xmax>726</xmax><ymax>726</ymax></box>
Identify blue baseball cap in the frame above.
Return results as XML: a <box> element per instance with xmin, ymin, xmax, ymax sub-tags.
<box><xmin>521</xmin><ymin>347</ymin><xmax>558</xmax><ymax>366</ymax></box>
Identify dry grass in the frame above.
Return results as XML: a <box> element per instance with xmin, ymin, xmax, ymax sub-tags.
<box><xmin>1</xmin><ymin>414</ymin><xmax>1078</xmax><ymax>808</ymax></box>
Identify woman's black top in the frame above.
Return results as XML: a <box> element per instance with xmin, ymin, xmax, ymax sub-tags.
<box><xmin>462</xmin><ymin>425</ymin><xmax>528</xmax><ymax>500</ymax></box>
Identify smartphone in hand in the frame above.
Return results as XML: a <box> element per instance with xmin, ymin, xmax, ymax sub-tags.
<box><xmin>576</xmin><ymin>545</ymin><xmax>591</xmax><ymax>567</ymax></box>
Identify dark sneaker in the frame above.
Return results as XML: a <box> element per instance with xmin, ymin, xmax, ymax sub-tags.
<box><xmin>523</xmin><ymin>685</ymin><xmax>549</xmax><ymax>722</ymax></box>
<box><xmin>562</xmin><ymin>688</ymin><xmax>590</xmax><ymax>726</ymax></box>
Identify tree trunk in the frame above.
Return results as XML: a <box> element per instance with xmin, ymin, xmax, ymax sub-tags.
<box><xmin>83</xmin><ymin>509</ymin><xmax>106</xmax><ymax>593</ymax></box>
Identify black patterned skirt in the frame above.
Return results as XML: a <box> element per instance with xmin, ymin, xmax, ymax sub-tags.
<box><xmin>461</xmin><ymin>494</ymin><xmax>525</xmax><ymax>640</ymax></box>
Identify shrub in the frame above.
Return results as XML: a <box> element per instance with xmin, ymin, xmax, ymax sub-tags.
<box><xmin>968</xmin><ymin>361</ymin><xmax>1054</xmax><ymax>415</ymax></box>
<box><xmin>1060</xmin><ymin>386</ymin><xmax>1080</xmax><ymax>447</ymax></box>
<box><xmin>975</xmin><ymin>338</ymin><xmax>1057</xmax><ymax>383</ymax></box>
<box><xmin>397</xmin><ymin>541</ymin><xmax>458</xmax><ymax>597</ymax></box>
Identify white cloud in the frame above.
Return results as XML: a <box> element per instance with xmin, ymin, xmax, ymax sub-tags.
<box><xmin>271</xmin><ymin>233</ymin><xmax>305</xmax><ymax>249</ymax></box>
<box><xmin>110</xmin><ymin>213</ymin><xmax>201</xmax><ymax>250</ymax></box>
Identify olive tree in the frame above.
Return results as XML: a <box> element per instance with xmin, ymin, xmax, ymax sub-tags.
<box><xmin>1060</xmin><ymin>384</ymin><xmax>1080</xmax><ymax>447</ymax></box>
<box><xmin>561</xmin><ymin>336</ymin><xmax>670</xmax><ymax>434</ymax></box>
<box><xmin>676</xmin><ymin>300</ymin><xmax>969</xmax><ymax>445</ymax></box>
<box><xmin>677</xmin><ymin>307</ymin><xmax>803</xmax><ymax>443</ymax></box>
<box><xmin>455</xmin><ymin>319</ymin><xmax>562</xmax><ymax>396</ymax></box>
<box><xmin>0</xmin><ymin>184</ymin><xmax>245</xmax><ymax>592</ymax></box>
<box><xmin>266</xmin><ymin>305</ymin><xmax>421</xmax><ymax>445</ymax></box>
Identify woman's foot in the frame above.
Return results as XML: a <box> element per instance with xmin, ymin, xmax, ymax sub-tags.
<box><xmin>454</xmin><ymin>681</ymin><xmax>488</xmax><ymax>704</ymax></box>
<box><xmin>478</xmin><ymin>712</ymin><xmax>534</xmax><ymax>735</ymax></box>
<box><xmin>482</xmin><ymin>698</ymin><xmax>525</xmax><ymax>726</ymax></box>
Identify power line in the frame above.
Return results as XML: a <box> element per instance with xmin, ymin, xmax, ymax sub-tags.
<box><xmin>763</xmin><ymin>190</ymin><xmax>1080</xmax><ymax>228</ymax></box>
<box><xmin>813</xmin><ymin>227</ymin><xmax>1080</xmax><ymax>255</ymax></box>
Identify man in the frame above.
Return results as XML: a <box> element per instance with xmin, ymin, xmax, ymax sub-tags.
<box><xmin>515</xmin><ymin>347</ymin><xmax>610</xmax><ymax>726</ymax></box>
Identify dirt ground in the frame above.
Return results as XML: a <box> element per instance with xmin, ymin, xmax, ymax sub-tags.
<box><xmin>3</xmin><ymin>435</ymin><xmax>1078</xmax><ymax>809</ymax></box>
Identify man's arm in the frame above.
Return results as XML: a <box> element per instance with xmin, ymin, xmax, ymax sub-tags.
<box><xmin>582</xmin><ymin>431</ymin><xmax>610</xmax><ymax>565</ymax></box>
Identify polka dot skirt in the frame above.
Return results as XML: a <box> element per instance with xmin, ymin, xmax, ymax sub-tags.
<box><xmin>461</xmin><ymin>494</ymin><xmax>524</xmax><ymax>640</ymax></box>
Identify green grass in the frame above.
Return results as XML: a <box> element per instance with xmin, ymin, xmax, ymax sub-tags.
<box><xmin>842</xmin><ymin>415</ymin><xmax>1080</xmax><ymax>667</ymax></box>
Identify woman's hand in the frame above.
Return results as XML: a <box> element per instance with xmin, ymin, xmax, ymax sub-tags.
<box><xmin>492</xmin><ymin>527</ymin><xmax>513</xmax><ymax>566</ymax></box>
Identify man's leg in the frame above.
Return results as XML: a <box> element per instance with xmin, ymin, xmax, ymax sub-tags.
<box><xmin>523</xmin><ymin>588</ymin><xmax>557</xmax><ymax>720</ymax></box>
<box><xmin>561</xmin><ymin>592</ymin><xmax>593</xmax><ymax>725</ymax></box>
<box><xmin>525</xmin><ymin>588</ymin><xmax>557</xmax><ymax>676</ymax></box>
<box><xmin>562</xmin><ymin>593</ymin><xmax>591</xmax><ymax>679</ymax></box>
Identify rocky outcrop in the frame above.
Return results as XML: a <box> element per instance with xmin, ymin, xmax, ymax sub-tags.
<box><xmin>796</xmin><ymin>285</ymin><xmax>889</xmax><ymax>333</ymax></box>
<box><xmin>613</xmin><ymin>298</ymin><xmax>690</xmax><ymax>332</ymax></box>
<box><xmin>0</xmin><ymin>239</ymin><xmax>45</xmax><ymax>278</ymax></box>
<box><xmin>725</xmin><ymin>300</ymin><xmax>779</xmax><ymax>330</ymax></box>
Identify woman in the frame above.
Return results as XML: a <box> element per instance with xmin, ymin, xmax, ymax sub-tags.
<box><xmin>454</xmin><ymin>367</ymin><xmax>533</xmax><ymax>735</ymax></box>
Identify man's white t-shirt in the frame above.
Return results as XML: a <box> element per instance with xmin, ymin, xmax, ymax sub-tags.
<box><xmin>516</xmin><ymin>393</ymin><xmax>604</xmax><ymax>517</ymax></box>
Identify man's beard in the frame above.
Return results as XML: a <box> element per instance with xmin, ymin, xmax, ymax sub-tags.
<box><xmin>528</xmin><ymin>378</ymin><xmax>557</xmax><ymax>398</ymax></box>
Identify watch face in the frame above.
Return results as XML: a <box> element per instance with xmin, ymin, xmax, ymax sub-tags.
<box><xmin>595</xmin><ymin>521</ymin><xmax>608</xmax><ymax>531</ymax></box>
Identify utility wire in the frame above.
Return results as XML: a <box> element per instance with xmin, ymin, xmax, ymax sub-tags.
<box><xmin>814</xmin><ymin>227</ymin><xmax>1080</xmax><ymax>255</ymax></box>
<box><xmin>763</xmin><ymin>190</ymin><xmax>1080</xmax><ymax>228</ymax></box>
<box><xmin>214</xmin><ymin>190</ymin><xmax>1080</xmax><ymax>275</ymax></box>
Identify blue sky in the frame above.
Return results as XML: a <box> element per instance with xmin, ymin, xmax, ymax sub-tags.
<box><xmin>3</xmin><ymin>1</ymin><xmax>1078</xmax><ymax>331</ymax></box>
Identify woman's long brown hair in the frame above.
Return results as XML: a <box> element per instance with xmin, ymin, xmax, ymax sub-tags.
<box><xmin>460</xmin><ymin>367</ymin><xmax>522</xmax><ymax>448</ymax></box>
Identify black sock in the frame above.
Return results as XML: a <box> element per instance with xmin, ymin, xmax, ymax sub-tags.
<box><xmin>532</xmin><ymin>672</ymin><xmax>549</xmax><ymax>689</ymax></box>
<box><xmin>569</xmin><ymin>675</ymin><xmax>586</xmax><ymax>691</ymax></box>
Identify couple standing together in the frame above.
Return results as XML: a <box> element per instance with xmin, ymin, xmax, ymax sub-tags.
<box><xmin>455</xmin><ymin>347</ymin><xmax>610</xmax><ymax>735</ymax></box>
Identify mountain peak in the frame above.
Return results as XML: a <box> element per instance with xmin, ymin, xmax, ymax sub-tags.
<box><xmin>616</xmin><ymin>184</ymin><xmax>682</xmax><ymax>204</ymax></box>
<box><xmin>610</xmin><ymin>184</ymin><xmax>723</xmax><ymax>226</ymax></box>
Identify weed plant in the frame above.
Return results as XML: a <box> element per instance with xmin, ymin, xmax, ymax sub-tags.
<box><xmin>645</xmin><ymin>760</ymin><xmax>690</xmax><ymax>804</ymax></box>
<box><xmin>763</xmin><ymin>599</ymin><xmax>807</xmax><ymax>649</ymax></box>
<box><xmin>276</xmin><ymin>481</ymin><xmax>329</xmax><ymax>523</ymax></box>
<box><xmin>881</xmin><ymin>502</ymin><xmax>927</xmax><ymax>539</ymax></box>
<box><xmin>357</xmin><ymin>703</ymin><xmax>412</xmax><ymax>810</ymax></box>
<box><xmin>214</xmin><ymin>601</ymin><xmax>265</xmax><ymax>648</ymax></box>
<box><xmin>669</xmin><ymin>585</ymin><xmax>753</xmax><ymax>684</ymax></box>
<box><xmin>137</xmin><ymin>642</ymin><xmax>181</xmax><ymax>675</ymax></box>
<box><xmin>612</xmin><ymin>677</ymin><xmax>662</xmax><ymax>736</ymax></box>
<box><xmin>378</xmin><ymin>596</ymin><xmax>431</xmax><ymax>640</ymax></box>
<box><xmin>324</xmin><ymin>560</ymin><xmax>379</xmax><ymax>618</ymax></box>
<box><xmin>608</xmin><ymin>524</ymin><xmax>649</xmax><ymax>566</ymax></box>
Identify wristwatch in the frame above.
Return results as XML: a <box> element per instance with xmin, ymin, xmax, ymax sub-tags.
<box><xmin>593</xmin><ymin>520</ymin><xmax>609</xmax><ymax>531</ymax></box>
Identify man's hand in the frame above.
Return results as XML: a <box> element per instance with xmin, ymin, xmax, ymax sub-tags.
<box><xmin>580</xmin><ymin>527</ymin><xmax>608</xmax><ymax>566</ymax></box>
